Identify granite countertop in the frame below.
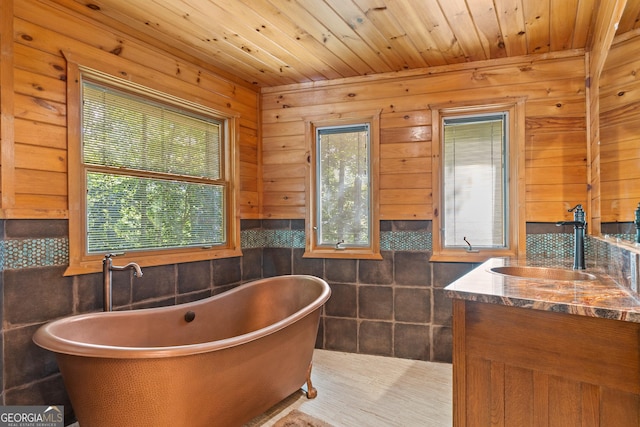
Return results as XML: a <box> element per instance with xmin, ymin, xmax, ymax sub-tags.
<box><xmin>444</xmin><ymin>257</ymin><xmax>640</xmax><ymax>323</ymax></box>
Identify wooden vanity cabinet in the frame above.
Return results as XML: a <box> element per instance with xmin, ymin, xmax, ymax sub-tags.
<box><xmin>452</xmin><ymin>299</ymin><xmax>640</xmax><ymax>426</ymax></box>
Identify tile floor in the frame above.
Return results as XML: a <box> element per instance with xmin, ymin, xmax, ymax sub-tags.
<box><xmin>246</xmin><ymin>350</ymin><xmax>452</xmax><ymax>426</ymax></box>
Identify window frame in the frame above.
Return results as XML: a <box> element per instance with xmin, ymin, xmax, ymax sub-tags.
<box><xmin>430</xmin><ymin>98</ymin><xmax>526</xmax><ymax>262</ymax></box>
<box><xmin>304</xmin><ymin>112</ymin><xmax>381</xmax><ymax>259</ymax></box>
<box><xmin>64</xmin><ymin>53</ymin><xmax>241</xmax><ymax>276</ymax></box>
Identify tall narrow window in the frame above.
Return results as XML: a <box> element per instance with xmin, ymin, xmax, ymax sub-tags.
<box><xmin>305</xmin><ymin>114</ymin><xmax>381</xmax><ymax>259</ymax></box>
<box><xmin>316</xmin><ymin>124</ymin><xmax>371</xmax><ymax>247</ymax></box>
<box><xmin>431</xmin><ymin>100</ymin><xmax>525</xmax><ymax>261</ymax></box>
<box><xmin>442</xmin><ymin>114</ymin><xmax>507</xmax><ymax>249</ymax></box>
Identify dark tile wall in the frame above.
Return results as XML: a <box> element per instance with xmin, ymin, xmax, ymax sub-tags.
<box><xmin>0</xmin><ymin>219</ymin><xmax>245</xmax><ymax>423</ymax></box>
<box><xmin>258</xmin><ymin>219</ymin><xmax>478</xmax><ymax>363</ymax></box>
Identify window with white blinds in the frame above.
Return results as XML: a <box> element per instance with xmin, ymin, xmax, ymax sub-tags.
<box><xmin>81</xmin><ymin>79</ymin><xmax>227</xmax><ymax>254</ymax></box>
<box><xmin>442</xmin><ymin>113</ymin><xmax>508</xmax><ymax>249</ymax></box>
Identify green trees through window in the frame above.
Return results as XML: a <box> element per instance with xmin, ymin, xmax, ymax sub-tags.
<box><xmin>316</xmin><ymin>124</ymin><xmax>370</xmax><ymax>247</ymax></box>
<box><xmin>82</xmin><ymin>80</ymin><xmax>226</xmax><ymax>254</ymax></box>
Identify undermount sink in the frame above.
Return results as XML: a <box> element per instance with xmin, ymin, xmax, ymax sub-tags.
<box><xmin>489</xmin><ymin>266</ymin><xmax>597</xmax><ymax>282</ymax></box>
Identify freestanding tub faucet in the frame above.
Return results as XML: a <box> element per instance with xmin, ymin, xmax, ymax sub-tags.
<box><xmin>103</xmin><ymin>254</ymin><xmax>143</xmax><ymax>311</ymax></box>
<box><xmin>555</xmin><ymin>204</ymin><xmax>586</xmax><ymax>270</ymax></box>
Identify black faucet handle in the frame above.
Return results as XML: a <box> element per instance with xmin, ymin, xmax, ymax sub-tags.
<box><xmin>567</xmin><ymin>204</ymin><xmax>585</xmax><ymax>223</ymax></box>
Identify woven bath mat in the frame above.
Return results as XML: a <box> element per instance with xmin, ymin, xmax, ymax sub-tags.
<box><xmin>273</xmin><ymin>409</ymin><xmax>334</xmax><ymax>427</ymax></box>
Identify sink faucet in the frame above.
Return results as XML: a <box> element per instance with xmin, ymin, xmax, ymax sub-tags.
<box><xmin>556</xmin><ymin>204</ymin><xmax>586</xmax><ymax>270</ymax></box>
<box><xmin>102</xmin><ymin>254</ymin><xmax>143</xmax><ymax>311</ymax></box>
<box><xmin>634</xmin><ymin>202</ymin><xmax>640</xmax><ymax>244</ymax></box>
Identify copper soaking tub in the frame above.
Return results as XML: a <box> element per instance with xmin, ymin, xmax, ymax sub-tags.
<box><xmin>33</xmin><ymin>275</ymin><xmax>331</xmax><ymax>427</ymax></box>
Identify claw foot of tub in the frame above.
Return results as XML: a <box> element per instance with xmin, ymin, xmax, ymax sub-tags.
<box><xmin>306</xmin><ymin>386</ymin><xmax>317</xmax><ymax>399</ymax></box>
<box><xmin>305</xmin><ymin>362</ymin><xmax>317</xmax><ymax>399</ymax></box>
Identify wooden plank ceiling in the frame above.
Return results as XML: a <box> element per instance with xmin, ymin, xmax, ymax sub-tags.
<box><xmin>52</xmin><ymin>0</ymin><xmax>640</xmax><ymax>88</ymax></box>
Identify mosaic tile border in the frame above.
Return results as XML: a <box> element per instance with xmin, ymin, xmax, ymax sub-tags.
<box><xmin>246</xmin><ymin>231</ymin><xmax>581</xmax><ymax>256</ymax></box>
<box><xmin>0</xmin><ymin>231</ymin><xmax>597</xmax><ymax>270</ymax></box>
<box><xmin>381</xmin><ymin>231</ymin><xmax>432</xmax><ymax>251</ymax></box>
<box><xmin>1</xmin><ymin>238</ymin><xmax>69</xmax><ymax>270</ymax></box>
<box><xmin>240</xmin><ymin>229</ymin><xmax>433</xmax><ymax>251</ymax></box>
<box><xmin>240</xmin><ymin>229</ymin><xmax>305</xmax><ymax>249</ymax></box>
<box><xmin>526</xmin><ymin>233</ymin><xmax>592</xmax><ymax>259</ymax></box>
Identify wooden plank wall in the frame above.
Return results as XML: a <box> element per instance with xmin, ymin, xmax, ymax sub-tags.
<box><xmin>261</xmin><ymin>54</ymin><xmax>588</xmax><ymax>223</ymax></box>
<box><xmin>599</xmin><ymin>32</ymin><xmax>640</xmax><ymax>223</ymax></box>
<box><xmin>587</xmin><ymin>0</ymin><xmax>630</xmax><ymax>232</ymax></box>
<box><xmin>0</xmin><ymin>0</ymin><xmax>13</xmax><ymax>213</ymax></box>
<box><xmin>5</xmin><ymin>0</ymin><xmax>260</xmax><ymax>219</ymax></box>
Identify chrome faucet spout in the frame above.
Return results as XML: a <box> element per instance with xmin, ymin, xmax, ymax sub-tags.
<box><xmin>109</xmin><ymin>262</ymin><xmax>143</xmax><ymax>277</ymax></box>
<box><xmin>102</xmin><ymin>254</ymin><xmax>143</xmax><ymax>311</ymax></box>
